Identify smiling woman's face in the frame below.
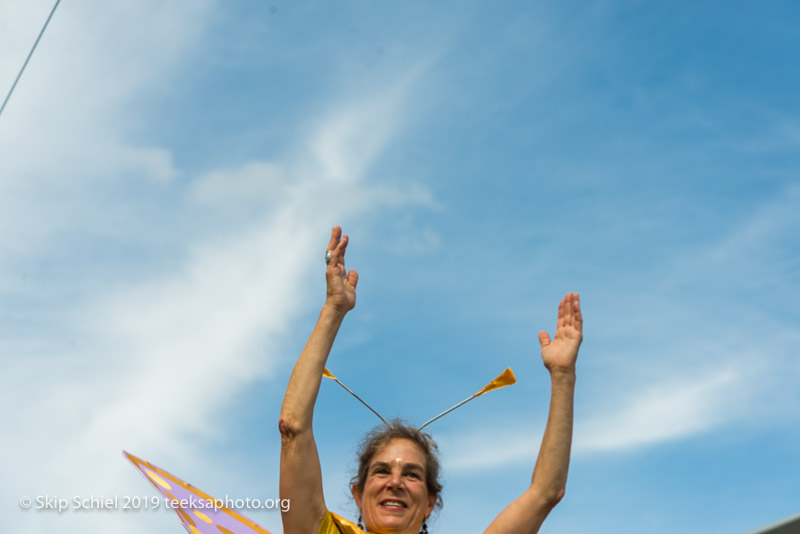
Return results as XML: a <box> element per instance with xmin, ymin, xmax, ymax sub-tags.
<box><xmin>352</xmin><ymin>438</ymin><xmax>437</xmax><ymax>534</ymax></box>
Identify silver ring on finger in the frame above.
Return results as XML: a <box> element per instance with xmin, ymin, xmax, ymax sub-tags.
<box><xmin>325</xmin><ymin>250</ymin><xmax>333</xmax><ymax>265</ymax></box>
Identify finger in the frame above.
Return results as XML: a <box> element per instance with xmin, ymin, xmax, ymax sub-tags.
<box><xmin>538</xmin><ymin>331</ymin><xmax>551</xmax><ymax>348</ymax></box>
<box><xmin>347</xmin><ymin>269</ymin><xmax>359</xmax><ymax>289</ymax></box>
<box><xmin>326</xmin><ymin>226</ymin><xmax>342</xmax><ymax>253</ymax></box>
<box><xmin>557</xmin><ymin>295</ymin><xmax>567</xmax><ymax>329</ymax></box>
<box><xmin>563</xmin><ymin>292</ymin><xmax>575</xmax><ymax>328</ymax></box>
<box><xmin>330</xmin><ymin>234</ymin><xmax>349</xmax><ymax>268</ymax></box>
<box><xmin>572</xmin><ymin>293</ymin><xmax>583</xmax><ymax>330</ymax></box>
<box><xmin>339</xmin><ymin>235</ymin><xmax>349</xmax><ymax>266</ymax></box>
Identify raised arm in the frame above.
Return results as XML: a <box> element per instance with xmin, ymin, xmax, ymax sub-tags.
<box><xmin>485</xmin><ymin>292</ymin><xmax>583</xmax><ymax>534</ymax></box>
<box><xmin>279</xmin><ymin>226</ymin><xmax>359</xmax><ymax>534</ymax></box>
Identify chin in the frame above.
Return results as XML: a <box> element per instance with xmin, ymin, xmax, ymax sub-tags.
<box><xmin>370</xmin><ymin>514</ymin><xmax>415</xmax><ymax>532</ymax></box>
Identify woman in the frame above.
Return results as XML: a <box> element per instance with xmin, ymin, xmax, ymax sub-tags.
<box><xmin>279</xmin><ymin>227</ymin><xmax>583</xmax><ymax>534</ymax></box>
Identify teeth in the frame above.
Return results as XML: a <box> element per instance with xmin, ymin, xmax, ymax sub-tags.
<box><xmin>382</xmin><ymin>501</ymin><xmax>404</xmax><ymax>507</ymax></box>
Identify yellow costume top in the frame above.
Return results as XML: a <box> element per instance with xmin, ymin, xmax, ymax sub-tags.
<box><xmin>318</xmin><ymin>510</ymin><xmax>372</xmax><ymax>534</ymax></box>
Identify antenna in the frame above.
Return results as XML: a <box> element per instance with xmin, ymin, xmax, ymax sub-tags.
<box><xmin>418</xmin><ymin>368</ymin><xmax>516</xmax><ymax>430</ymax></box>
<box><xmin>323</xmin><ymin>367</ymin><xmax>516</xmax><ymax>430</ymax></box>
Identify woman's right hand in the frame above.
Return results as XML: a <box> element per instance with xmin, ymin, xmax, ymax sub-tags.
<box><xmin>325</xmin><ymin>226</ymin><xmax>358</xmax><ymax>314</ymax></box>
<box><xmin>281</xmin><ymin>226</ymin><xmax>357</xmax><ymax>534</ymax></box>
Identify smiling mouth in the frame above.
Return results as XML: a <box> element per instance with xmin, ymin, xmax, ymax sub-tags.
<box><xmin>380</xmin><ymin>499</ymin><xmax>407</xmax><ymax>509</ymax></box>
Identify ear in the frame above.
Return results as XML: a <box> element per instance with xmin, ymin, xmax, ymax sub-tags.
<box><xmin>426</xmin><ymin>493</ymin><xmax>437</xmax><ymax>516</ymax></box>
<box><xmin>351</xmin><ymin>483</ymin><xmax>363</xmax><ymax>509</ymax></box>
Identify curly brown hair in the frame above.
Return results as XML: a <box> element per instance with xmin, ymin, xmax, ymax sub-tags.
<box><xmin>351</xmin><ymin>420</ymin><xmax>443</xmax><ymax>512</ymax></box>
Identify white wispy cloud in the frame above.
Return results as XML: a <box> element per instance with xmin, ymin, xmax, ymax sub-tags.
<box><xmin>441</xmin><ymin>368</ymin><xmax>744</xmax><ymax>472</ymax></box>
<box><xmin>440</xmin><ymin>183</ymin><xmax>800</xmax><ymax>473</ymax></box>
<box><xmin>575</xmin><ymin>369</ymin><xmax>742</xmax><ymax>454</ymax></box>
<box><xmin>1</xmin><ymin>2</ymin><xmax>439</xmax><ymax>533</ymax></box>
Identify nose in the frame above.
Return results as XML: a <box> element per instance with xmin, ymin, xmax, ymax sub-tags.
<box><xmin>387</xmin><ymin>469</ymin><xmax>404</xmax><ymax>489</ymax></box>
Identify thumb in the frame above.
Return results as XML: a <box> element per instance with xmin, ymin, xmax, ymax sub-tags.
<box><xmin>538</xmin><ymin>331</ymin><xmax>551</xmax><ymax>348</ymax></box>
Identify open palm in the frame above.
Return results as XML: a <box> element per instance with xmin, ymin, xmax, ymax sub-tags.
<box><xmin>325</xmin><ymin>226</ymin><xmax>358</xmax><ymax>313</ymax></box>
<box><xmin>538</xmin><ymin>293</ymin><xmax>583</xmax><ymax>372</ymax></box>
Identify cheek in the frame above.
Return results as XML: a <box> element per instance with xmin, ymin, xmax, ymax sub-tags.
<box><xmin>412</xmin><ymin>483</ymin><xmax>431</xmax><ymax>502</ymax></box>
<box><xmin>363</xmin><ymin>479</ymin><xmax>382</xmax><ymax>499</ymax></box>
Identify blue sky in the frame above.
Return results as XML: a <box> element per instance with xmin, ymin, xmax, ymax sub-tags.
<box><xmin>2</xmin><ymin>1</ymin><xmax>798</xmax><ymax>533</ymax></box>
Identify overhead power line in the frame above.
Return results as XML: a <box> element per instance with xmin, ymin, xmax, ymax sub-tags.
<box><xmin>0</xmin><ymin>0</ymin><xmax>63</xmax><ymax>119</ymax></box>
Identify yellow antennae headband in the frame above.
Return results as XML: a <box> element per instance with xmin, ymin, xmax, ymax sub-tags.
<box><xmin>323</xmin><ymin>367</ymin><xmax>517</xmax><ymax>430</ymax></box>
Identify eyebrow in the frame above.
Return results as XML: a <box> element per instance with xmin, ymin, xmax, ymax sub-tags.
<box><xmin>370</xmin><ymin>461</ymin><xmax>425</xmax><ymax>472</ymax></box>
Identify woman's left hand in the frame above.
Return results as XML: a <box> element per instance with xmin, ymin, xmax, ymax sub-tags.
<box><xmin>538</xmin><ymin>292</ymin><xmax>582</xmax><ymax>373</ymax></box>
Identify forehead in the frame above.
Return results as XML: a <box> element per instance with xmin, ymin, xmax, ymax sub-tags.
<box><xmin>371</xmin><ymin>438</ymin><xmax>426</xmax><ymax>468</ymax></box>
